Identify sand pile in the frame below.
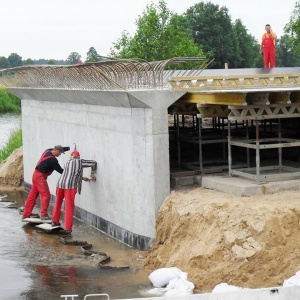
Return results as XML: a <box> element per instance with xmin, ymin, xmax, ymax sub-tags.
<box><xmin>0</xmin><ymin>146</ymin><xmax>24</xmax><ymax>191</ymax></box>
<box><xmin>144</xmin><ymin>186</ymin><xmax>300</xmax><ymax>293</ymax></box>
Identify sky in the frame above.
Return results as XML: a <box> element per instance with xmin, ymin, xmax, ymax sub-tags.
<box><xmin>0</xmin><ymin>0</ymin><xmax>297</xmax><ymax>61</ymax></box>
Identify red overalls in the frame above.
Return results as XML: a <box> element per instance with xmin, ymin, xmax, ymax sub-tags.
<box><xmin>262</xmin><ymin>33</ymin><xmax>276</xmax><ymax>68</ymax></box>
<box><xmin>23</xmin><ymin>150</ymin><xmax>54</xmax><ymax>218</ymax></box>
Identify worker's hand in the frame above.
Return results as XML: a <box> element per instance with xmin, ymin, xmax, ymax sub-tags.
<box><xmin>82</xmin><ymin>177</ymin><xmax>90</xmax><ymax>182</ymax></box>
<box><xmin>90</xmin><ymin>174</ymin><xmax>96</xmax><ymax>181</ymax></box>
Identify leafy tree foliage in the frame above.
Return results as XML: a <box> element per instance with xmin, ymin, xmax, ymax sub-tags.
<box><xmin>67</xmin><ymin>52</ymin><xmax>82</xmax><ymax>65</ymax></box>
<box><xmin>34</xmin><ymin>58</ymin><xmax>67</xmax><ymax>65</ymax></box>
<box><xmin>233</xmin><ymin>19</ymin><xmax>260</xmax><ymax>68</ymax></box>
<box><xmin>7</xmin><ymin>53</ymin><xmax>22</xmax><ymax>68</ymax></box>
<box><xmin>0</xmin><ymin>88</ymin><xmax>21</xmax><ymax>112</ymax></box>
<box><xmin>23</xmin><ymin>58</ymin><xmax>34</xmax><ymax>65</ymax></box>
<box><xmin>48</xmin><ymin>59</ymin><xmax>55</xmax><ymax>65</ymax></box>
<box><xmin>285</xmin><ymin>1</ymin><xmax>300</xmax><ymax>52</ymax></box>
<box><xmin>182</xmin><ymin>2</ymin><xmax>261</xmax><ymax>68</ymax></box>
<box><xmin>110</xmin><ymin>0</ymin><xmax>205</xmax><ymax>61</ymax></box>
<box><xmin>0</xmin><ymin>57</ymin><xmax>11</xmax><ymax>69</ymax></box>
<box><xmin>182</xmin><ymin>2</ymin><xmax>240</xmax><ymax>68</ymax></box>
<box><xmin>86</xmin><ymin>47</ymin><xmax>100</xmax><ymax>62</ymax></box>
<box><xmin>276</xmin><ymin>34</ymin><xmax>300</xmax><ymax>67</ymax></box>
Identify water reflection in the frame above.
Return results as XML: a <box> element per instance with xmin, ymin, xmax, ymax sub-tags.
<box><xmin>0</xmin><ymin>112</ymin><xmax>21</xmax><ymax>148</ymax></box>
<box><xmin>0</xmin><ymin>192</ymin><xmax>154</xmax><ymax>299</ymax></box>
<box><xmin>0</xmin><ymin>192</ymin><xmax>32</xmax><ymax>300</ymax></box>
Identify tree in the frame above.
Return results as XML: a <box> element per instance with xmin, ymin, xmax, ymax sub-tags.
<box><xmin>67</xmin><ymin>52</ymin><xmax>82</xmax><ymax>65</ymax></box>
<box><xmin>276</xmin><ymin>34</ymin><xmax>300</xmax><ymax>67</ymax></box>
<box><xmin>47</xmin><ymin>59</ymin><xmax>55</xmax><ymax>65</ymax></box>
<box><xmin>110</xmin><ymin>0</ymin><xmax>205</xmax><ymax>61</ymax></box>
<box><xmin>86</xmin><ymin>47</ymin><xmax>99</xmax><ymax>62</ymax></box>
<box><xmin>284</xmin><ymin>1</ymin><xmax>300</xmax><ymax>52</ymax></box>
<box><xmin>7</xmin><ymin>53</ymin><xmax>22</xmax><ymax>68</ymax></box>
<box><xmin>182</xmin><ymin>2</ymin><xmax>241</xmax><ymax>68</ymax></box>
<box><xmin>23</xmin><ymin>58</ymin><xmax>34</xmax><ymax>65</ymax></box>
<box><xmin>233</xmin><ymin>19</ymin><xmax>260</xmax><ymax>68</ymax></box>
<box><xmin>0</xmin><ymin>57</ymin><xmax>11</xmax><ymax>69</ymax></box>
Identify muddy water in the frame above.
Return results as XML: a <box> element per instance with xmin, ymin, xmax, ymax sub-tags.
<box><xmin>0</xmin><ymin>192</ymin><xmax>155</xmax><ymax>300</ymax></box>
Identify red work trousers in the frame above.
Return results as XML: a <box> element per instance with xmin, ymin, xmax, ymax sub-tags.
<box><xmin>23</xmin><ymin>170</ymin><xmax>51</xmax><ymax>217</ymax></box>
<box><xmin>52</xmin><ymin>187</ymin><xmax>77</xmax><ymax>231</ymax></box>
<box><xmin>263</xmin><ymin>47</ymin><xmax>276</xmax><ymax>68</ymax></box>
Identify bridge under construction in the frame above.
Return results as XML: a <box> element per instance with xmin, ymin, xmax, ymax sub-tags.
<box><xmin>168</xmin><ymin>67</ymin><xmax>300</xmax><ymax>184</ymax></box>
<box><xmin>1</xmin><ymin>59</ymin><xmax>300</xmax><ymax>248</ymax></box>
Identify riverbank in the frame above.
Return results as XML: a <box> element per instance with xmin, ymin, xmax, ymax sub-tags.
<box><xmin>2</xmin><ymin>147</ymin><xmax>300</xmax><ymax>293</ymax></box>
<box><xmin>0</xmin><ymin>146</ymin><xmax>24</xmax><ymax>191</ymax></box>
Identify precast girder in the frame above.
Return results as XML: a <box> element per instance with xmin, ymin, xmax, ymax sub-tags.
<box><xmin>196</xmin><ymin>104</ymin><xmax>230</xmax><ymax>118</ymax></box>
<box><xmin>181</xmin><ymin>92</ymin><xmax>246</xmax><ymax>105</ymax></box>
<box><xmin>228</xmin><ymin>104</ymin><xmax>300</xmax><ymax>121</ymax></box>
<box><xmin>169</xmin><ymin>73</ymin><xmax>300</xmax><ymax>92</ymax></box>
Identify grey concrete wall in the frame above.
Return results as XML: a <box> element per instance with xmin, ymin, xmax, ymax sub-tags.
<box><xmin>11</xmin><ymin>88</ymin><xmax>183</xmax><ymax>250</ymax></box>
<box><xmin>115</xmin><ymin>286</ymin><xmax>300</xmax><ymax>300</ymax></box>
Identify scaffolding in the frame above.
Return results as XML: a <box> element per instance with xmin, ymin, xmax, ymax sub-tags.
<box><xmin>170</xmin><ymin>68</ymin><xmax>300</xmax><ymax>184</ymax></box>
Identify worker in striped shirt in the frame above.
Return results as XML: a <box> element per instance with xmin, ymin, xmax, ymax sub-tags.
<box><xmin>51</xmin><ymin>150</ymin><xmax>97</xmax><ymax>234</ymax></box>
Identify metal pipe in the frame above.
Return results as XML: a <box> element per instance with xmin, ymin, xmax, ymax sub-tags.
<box><xmin>255</xmin><ymin>121</ymin><xmax>260</xmax><ymax>184</ymax></box>
<box><xmin>228</xmin><ymin>120</ymin><xmax>232</xmax><ymax>176</ymax></box>
<box><xmin>278</xmin><ymin>119</ymin><xmax>282</xmax><ymax>170</ymax></box>
<box><xmin>198</xmin><ymin>114</ymin><xmax>203</xmax><ymax>174</ymax></box>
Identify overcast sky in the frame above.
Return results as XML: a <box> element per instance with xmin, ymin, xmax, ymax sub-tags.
<box><xmin>0</xmin><ymin>0</ymin><xmax>297</xmax><ymax>61</ymax></box>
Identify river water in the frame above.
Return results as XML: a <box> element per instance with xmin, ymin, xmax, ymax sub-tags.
<box><xmin>0</xmin><ymin>112</ymin><xmax>21</xmax><ymax>148</ymax></box>
<box><xmin>0</xmin><ymin>113</ymin><xmax>155</xmax><ymax>300</ymax></box>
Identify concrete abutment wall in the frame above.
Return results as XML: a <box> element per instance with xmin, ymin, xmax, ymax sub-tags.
<box><xmin>10</xmin><ymin>88</ymin><xmax>183</xmax><ymax>250</ymax></box>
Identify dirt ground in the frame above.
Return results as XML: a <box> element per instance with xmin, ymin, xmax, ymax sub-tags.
<box><xmin>144</xmin><ymin>186</ymin><xmax>300</xmax><ymax>293</ymax></box>
<box><xmin>2</xmin><ymin>147</ymin><xmax>300</xmax><ymax>293</ymax></box>
<box><xmin>0</xmin><ymin>146</ymin><xmax>24</xmax><ymax>192</ymax></box>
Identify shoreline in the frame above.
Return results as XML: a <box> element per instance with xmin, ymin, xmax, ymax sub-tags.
<box><xmin>0</xmin><ymin>184</ymin><xmax>24</xmax><ymax>192</ymax></box>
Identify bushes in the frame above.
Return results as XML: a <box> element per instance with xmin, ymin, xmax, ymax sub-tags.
<box><xmin>0</xmin><ymin>87</ymin><xmax>21</xmax><ymax>113</ymax></box>
<box><xmin>0</xmin><ymin>87</ymin><xmax>22</xmax><ymax>162</ymax></box>
<box><xmin>0</xmin><ymin>128</ymin><xmax>22</xmax><ymax>163</ymax></box>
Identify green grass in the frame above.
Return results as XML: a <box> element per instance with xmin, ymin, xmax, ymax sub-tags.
<box><xmin>0</xmin><ymin>128</ymin><xmax>22</xmax><ymax>163</ymax></box>
<box><xmin>0</xmin><ymin>87</ymin><xmax>21</xmax><ymax>113</ymax></box>
<box><xmin>0</xmin><ymin>87</ymin><xmax>22</xmax><ymax>162</ymax></box>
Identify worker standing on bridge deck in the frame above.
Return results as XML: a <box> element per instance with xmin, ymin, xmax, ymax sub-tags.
<box><xmin>51</xmin><ymin>151</ymin><xmax>97</xmax><ymax>235</ymax></box>
<box><xmin>260</xmin><ymin>24</ymin><xmax>277</xmax><ymax>68</ymax></box>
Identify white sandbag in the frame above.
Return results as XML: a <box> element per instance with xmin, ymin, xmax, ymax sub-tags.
<box><xmin>165</xmin><ymin>277</ymin><xmax>195</xmax><ymax>296</ymax></box>
<box><xmin>146</xmin><ymin>288</ymin><xmax>167</xmax><ymax>296</ymax></box>
<box><xmin>148</xmin><ymin>267</ymin><xmax>185</xmax><ymax>288</ymax></box>
<box><xmin>283</xmin><ymin>270</ymin><xmax>300</xmax><ymax>286</ymax></box>
<box><xmin>212</xmin><ymin>283</ymin><xmax>243</xmax><ymax>293</ymax></box>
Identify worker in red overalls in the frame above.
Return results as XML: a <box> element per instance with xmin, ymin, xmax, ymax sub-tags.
<box><xmin>22</xmin><ymin>145</ymin><xmax>69</xmax><ymax>220</ymax></box>
<box><xmin>260</xmin><ymin>24</ymin><xmax>277</xmax><ymax>68</ymax></box>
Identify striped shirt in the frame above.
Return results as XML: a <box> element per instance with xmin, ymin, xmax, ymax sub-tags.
<box><xmin>57</xmin><ymin>158</ymin><xmax>97</xmax><ymax>194</ymax></box>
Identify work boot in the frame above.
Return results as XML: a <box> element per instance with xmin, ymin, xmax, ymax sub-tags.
<box><xmin>51</xmin><ymin>222</ymin><xmax>61</xmax><ymax>227</ymax></box>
